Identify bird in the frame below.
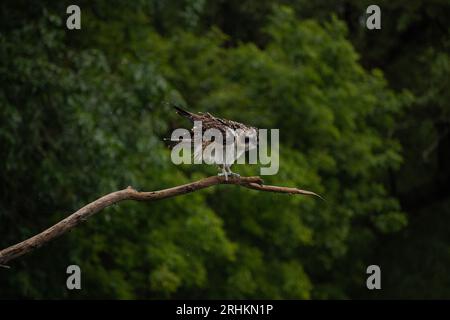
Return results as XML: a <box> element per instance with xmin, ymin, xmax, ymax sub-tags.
<box><xmin>168</xmin><ymin>106</ymin><xmax>258</xmax><ymax>180</ymax></box>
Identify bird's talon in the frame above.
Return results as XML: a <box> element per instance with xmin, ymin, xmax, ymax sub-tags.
<box><xmin>218</xmin><ymin>172</ymin><xmax>229</xmax><ymax>181</ymax></box>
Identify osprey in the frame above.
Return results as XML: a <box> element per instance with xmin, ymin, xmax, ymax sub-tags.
<box><xmin>170</xmin><ymin>106</ymin><xmax>258</xmax><ymax>179</ymax></box>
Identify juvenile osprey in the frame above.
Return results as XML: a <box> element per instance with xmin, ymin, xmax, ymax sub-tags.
<box><xmin>170</xmin><ymin>106</ymin><xmax>258</xmax><ymax>179</ymax></box>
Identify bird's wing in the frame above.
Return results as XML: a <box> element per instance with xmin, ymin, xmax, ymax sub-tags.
<box><xmin>213</xmin><ymin>116</ymin><xmax>250</xmax><ymax>131</ymax></box>
<box><xmin>174</xmin><ymin>106</ymin><xmax>252</xmax><ymax>138</ymax></box>
<box><xmin>172</xmin><ymin>106</ymin><xmax>259</xmax><ymax>165</ymax></box>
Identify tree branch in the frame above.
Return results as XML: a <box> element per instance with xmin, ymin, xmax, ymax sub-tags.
<box><xmin>0</xmin><ymin>176</ymin><xmax>321</xmax><ymax>266</ymax></box>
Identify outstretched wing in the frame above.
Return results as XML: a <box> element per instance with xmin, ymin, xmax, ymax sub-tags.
<box><xmin>173</xmin><ymin>106</ymin><xmax>251</xmax><ymax>136</ymax></box>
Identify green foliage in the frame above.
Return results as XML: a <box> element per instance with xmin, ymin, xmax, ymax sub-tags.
<box><xmin>1</xmin><ymin>0</ymin><xmax>445</xmax><ymax>299</ymax></box>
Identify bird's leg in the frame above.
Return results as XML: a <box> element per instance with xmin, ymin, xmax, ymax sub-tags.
<box><xmin>217</xmin><ymin>164</ymin><xmax>228</xmax><ymax>181</ymax></box>
<box><xmin>225</xmin><ymin>165</ymin><xmax>240</xmax><ymax>178</ymax></box>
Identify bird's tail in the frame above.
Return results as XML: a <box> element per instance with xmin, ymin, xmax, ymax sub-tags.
<box><xmin>173</xmin><ymin>105</ymin><xmax>195</xmax><ymax>120</ymax></box>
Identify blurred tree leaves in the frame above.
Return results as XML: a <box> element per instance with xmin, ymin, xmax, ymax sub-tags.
<box><xmin>1</xmin><ymin>0</ymin><xmax>440</xmax><ymax>299</ymax></box>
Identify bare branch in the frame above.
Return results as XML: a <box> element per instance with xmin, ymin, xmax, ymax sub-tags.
<box><xmin>242</xmin><ymin>183</ymin><xmax>324</xmax><ymax>199</ymax></box>
<box><xmin>0</xmin><ymin>176</ymin><xmax>320</xmax><ymax>265</ymax></box>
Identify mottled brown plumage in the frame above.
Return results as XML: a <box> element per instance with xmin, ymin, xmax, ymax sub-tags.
<box><xmin>171</xmin><ymin>106</ymin><xmax>258</xmax><ymax>179</ymax></box>
<box><xmin>173</xmin><ymin>106</ymin><xmax>252</xmax><ymax>138</ymax></box>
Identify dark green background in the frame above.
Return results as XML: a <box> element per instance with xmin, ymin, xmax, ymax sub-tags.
<box><xmin>0</xmin><ymin>0</ymin><xmax>448</xmax><ymax>299</ymax></box>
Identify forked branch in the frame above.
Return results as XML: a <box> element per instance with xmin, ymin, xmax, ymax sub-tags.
<box><xmin>0</xmin><ymin>176</ymin><xmax>321</xmax><ymax>266</ymax></box>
